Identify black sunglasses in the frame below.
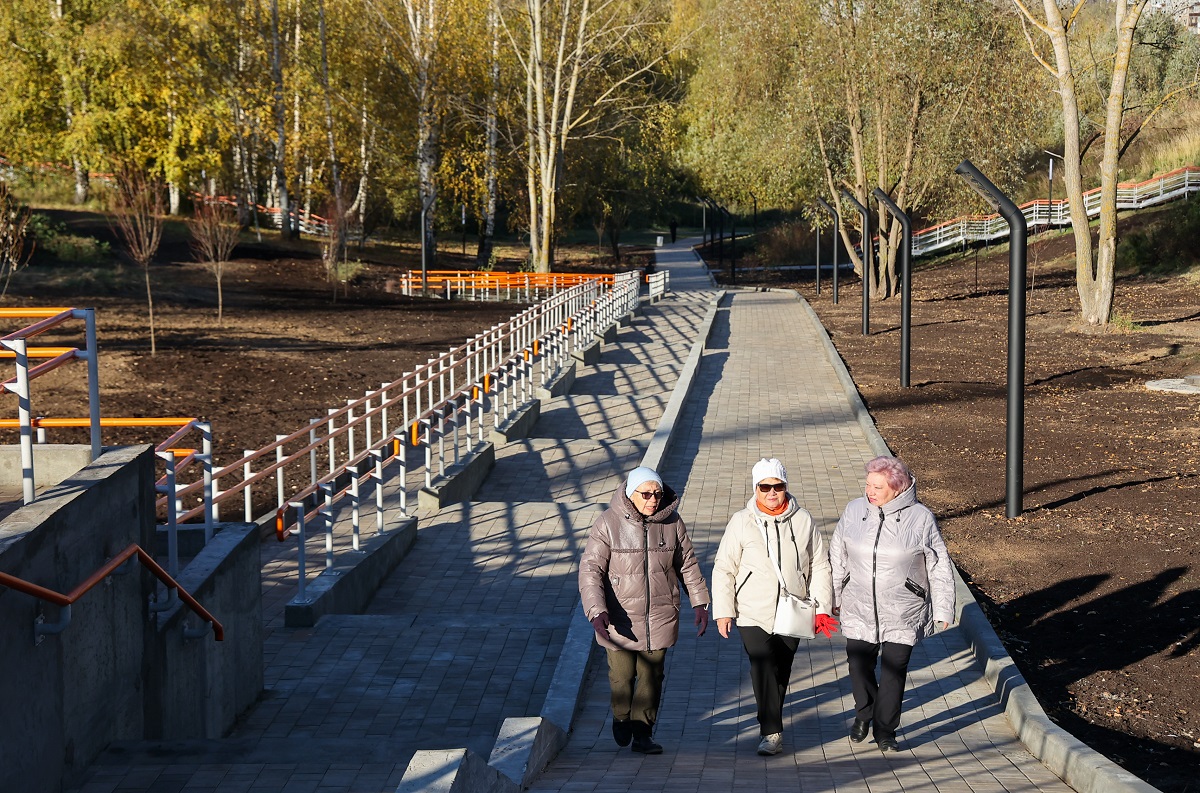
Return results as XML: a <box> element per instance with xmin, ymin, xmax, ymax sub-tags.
<box><xmin>757</xmin><ymin>482</ymin><xmax>787</xmax><ymax>493</ymax></box>
<box><xmin>635</xmin><ymin>490</ymin><xmax>664</xmax><ymax>500</ymax></box>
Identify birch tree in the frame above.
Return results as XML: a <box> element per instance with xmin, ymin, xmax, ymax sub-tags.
<box><xmin>503</xmin><ymin>0</ymin><xmax>683</xmax><ymax>272</ymax></box>
<box><xmin>1011</xmin><ymin>0</ymin><xmax>1200</xmax><ymax>325</ymax></box>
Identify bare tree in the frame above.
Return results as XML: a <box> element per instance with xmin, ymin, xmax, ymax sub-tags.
<box><xmin>111</xmin><ymin>166</ymin><xmax>166</xmax><ymax>355</ymax></box>
<box><xmin>187</xmin><ymin>199</ymin><xmax>241</xmax><ymax>325</ymax></box>
<box><xmin>0</xmin><ymin>181</ymin><xmax>35</xmax><ymax>300</ymax></box>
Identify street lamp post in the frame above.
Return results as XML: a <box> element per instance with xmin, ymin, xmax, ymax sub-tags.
<box><xmin>1043</xmin><ymin>150</ymin><xmax>1064</xmax><ymax>233</ymax></box>
<box><xmin>816</xmin><ymin>197</ymin><xmax>839</xmax><ymax>304</ymax></box>
<box><xmin>839</xmin><ymin>189</ymin><xmax>871</xmax><ymax>336</ymax></box>
<box><xmin>955</xmin><ymin>159</ymin><xmax>1027</xmax><ymax>518</ymax></box>
<box><xmin>420</xmin><ymin>193</ymin><xmax>436</xmax><ymax>297</ymax></box>
<box><xmin>872</xmin><ymin>188</ymin><xmax>912</xmax><ymax>388</ymax></box>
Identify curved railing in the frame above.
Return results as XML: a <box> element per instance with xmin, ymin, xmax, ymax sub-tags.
<box><xmin>911</xmin><ymin>165</ymin><xmax>1200</xmax><ymax>258</ymax></box>
<box><xmin>0</xmin><ymin>543</ymin><xmax>223</xmax><ymax>641</ymax></box>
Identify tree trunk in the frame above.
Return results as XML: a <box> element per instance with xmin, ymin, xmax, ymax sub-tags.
<box><xmin>72</xmin><ymin>159</ymin><xmax>89</xmax><ymax>204</ymax></box>
<box><xmin>476</xmin><ymin>0</ymin><xmax>500</xmax><ymax>269</ymax></box>
<box><xmin>144</xmin><ymin>266</ymin><xmax>157</xmax><ymax>356</ymax></box>
<box><xmin>269</xmin><ymin>0</ymin><xmax>293</xmax><ymax>239</ymax></box>
<box><xmin>318</xmin><ymin>0</ymin><xmax>345</xmax><ymax>259</ymax></box>
<box><xmin>1082</xmin><ymin>1</ymin><xmax>1146</xmax><ymax>325</ymax></box>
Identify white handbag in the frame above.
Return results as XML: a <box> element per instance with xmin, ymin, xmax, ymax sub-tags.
<box><xmin>758</xmin><ymin>517</ymin><xmax>816</xmax><ymax>639</ymax></box>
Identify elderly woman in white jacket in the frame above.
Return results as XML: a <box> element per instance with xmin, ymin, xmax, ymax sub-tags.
<box><xmin>712</xmin><ymin>458</ymin><xmax>837</xmax><ymax>757</ymax></box>
<box><xmin>831</xmin><ymin>455</ymin><xmax>956</xmax><ymax>753</ymax></box>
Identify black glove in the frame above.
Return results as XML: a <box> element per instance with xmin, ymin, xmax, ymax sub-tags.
<box><xmin>591</xmin><ymin>611</ymin><xmax>611</xmax><ymax>639</ymax></box>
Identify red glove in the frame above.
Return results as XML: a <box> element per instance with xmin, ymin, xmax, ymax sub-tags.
<box><xmin>591</xmin><ymin>612</ymin><xmax>611</xmax><ymax>639</ymax></box>
<box><xmin>694</xmin><ymin>606</ymin><xmax>709</xmax><ymax>637</ymax></box>
<box><xmin>814</xmin><ymin>613</ymin><xmax>840</xmax><ymax>638</ymax></box>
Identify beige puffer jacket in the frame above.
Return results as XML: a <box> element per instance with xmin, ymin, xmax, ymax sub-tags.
<box><xmin>711</xmin><ymin>496</ymin><xmax>834</xmax><ymax>634</ymax></box>
<box><xmin>578</xmin><ymin>485</ymin><xmax>711</xmax><ymax>652</ymax></box>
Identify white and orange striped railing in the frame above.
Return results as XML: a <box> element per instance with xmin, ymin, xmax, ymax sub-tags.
<box><xmin>911</xmin><ymin>165</ymin><xmax>1200</xmax><ymax>257</ymax></box>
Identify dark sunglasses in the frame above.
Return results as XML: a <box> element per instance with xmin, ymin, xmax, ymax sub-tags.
<box><xmin>757</xmin><ymin>482</ymin><xmax>787</xmax><ymax>493</ymax></box>
<box><xmin>635</xmin><ymin>490</ymin><xmax>664</xmax><ymax>500</ymax></box>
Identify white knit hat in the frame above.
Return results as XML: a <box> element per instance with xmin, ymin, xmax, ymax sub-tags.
<box><xmin>625</xmin><ymin>466</ymin><xmax>664</xmax><ymax>497</ymax></box>
<box><xmin>752</xmin><ymin>458</ymin><xmax>788</xmax><ymax>486</ymax></box>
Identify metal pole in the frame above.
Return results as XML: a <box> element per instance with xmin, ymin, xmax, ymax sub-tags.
<box><xmin>420</xmin><ymin>204</ymin><xmax>429</xmax><ymax>297</ymax></box>
<box><xmin>872</xmin><ymin>188</ymin><xmax>912</xmax><ymax>388</ymax></box>
<box><xmin>81</xmin><ymin>308</ymin><xmax>101</xmax><ymax>460</ymax></box>
<box><xmin>729</xmin><ymin>209</ymin><xmax>736</xmax><ymax>278</ymax></box>
<box><xmin>817</xmin><ymin>197</ymin><xmax>839</xmax><ymax>304</ymax></box>
<box><xmin>815</xmin><ymin>222</ymin><xmax>821</xmax><ymax>296</ymax></box>
<box><xmin>955</xmin><ymin>159</ymin><xmax>1027</xmax><ymax>518</ymax></box>
<box><xmin>1047</xmin><ymin>158</ymin><xmax>1054</xmax><ymax>232</ymax></box>
<box><xmin>840</xmin><ymin>189</ymin><xmax>871</xmax><ymax>335</ymax></box>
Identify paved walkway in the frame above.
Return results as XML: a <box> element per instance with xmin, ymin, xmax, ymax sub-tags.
<box><xmin>69</xmin><ymin>238</ymin><xmax>1076</xmax><ymax>793</ymax></box>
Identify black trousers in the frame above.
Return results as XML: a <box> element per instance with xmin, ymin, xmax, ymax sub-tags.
<box><xmin>739</xmin><ymin>624</ymin><xmax>801</xmax><ymax>735</ymax></box>
<box><xmin>845</xmin><ymin>638</ymin><xmax>913</xmax><ymax>740</ymax></box>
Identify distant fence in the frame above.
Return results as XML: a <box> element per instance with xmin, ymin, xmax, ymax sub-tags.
<box><xmin>911</xmin><ymin>165</ymin><xmax>1200</xmax><ymax>258</ymax></box>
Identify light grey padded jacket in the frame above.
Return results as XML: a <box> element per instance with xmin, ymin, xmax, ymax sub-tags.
<box><xmin>578</xmin><ymin>485</ymin><xmax>710</xmax><ymax>652</ymax></box>
<box><xmin>830</xmin><ymin>479</ymin><xmax>956</xmax><ymax>646</ymax></box>
<box><xmin>711</xmin><ymin>496</ymin><xmax>834</xmax><ymax>634</ymax></box>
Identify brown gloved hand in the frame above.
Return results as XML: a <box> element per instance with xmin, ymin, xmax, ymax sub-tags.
<box><xmin>591</xmin><ymin>612</ymin><xmax>611</xmax><ymax>639</ymax></box>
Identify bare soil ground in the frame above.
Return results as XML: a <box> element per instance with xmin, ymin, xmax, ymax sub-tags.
<box><xmin>711</xmin><ymin>224</ymin><xmax>1200</xmax><ymax>792</ymax></box>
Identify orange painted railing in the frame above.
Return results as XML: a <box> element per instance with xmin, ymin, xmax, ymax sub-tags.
<box><xmin>0</xmin><ymin>543</ymin><xmax>223</xmax><ymax>641</ymax></box>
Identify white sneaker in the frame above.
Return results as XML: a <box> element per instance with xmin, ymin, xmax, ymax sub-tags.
<box><xmin>757</xmin><ymin>732</ymin><xmax>783</xmax><ymax>756</ymax></box>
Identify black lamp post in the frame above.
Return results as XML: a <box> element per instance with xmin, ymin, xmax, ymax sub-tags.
<box><xmin>419</xmin><ymin>193</ymin><xmax>436</xmax><ymax>297</ymax></box>
<box><xmin>816</xmin><ymin>197</ymin><xmax>839</xmax><ymax>304</ymax></box>
<box><xmin>871</xmin><ymin>188</ymin><xmax>912</xmax><ymax>388</ymax></box>
<box><xmin>955</xmin><ymin>159</ymin><xmax>1027</xmax><ymax>518</ymax></box>
<box><xmin>839</xmin><ymin>189</ymin><xmax>870</xmax><ymax>335</ymax></box>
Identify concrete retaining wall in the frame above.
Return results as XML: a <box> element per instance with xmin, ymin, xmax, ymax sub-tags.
<box><xmin>0</xmin><ymin>445</ymin><xmax>156</xmax><ymax>793</ymax></box>
<box><xmin>147</xmin><ymin>522</ymin><xmax>264</xmax><ymax>739</ymax></box>
<box><xmin>0</xmin><ymin>445</ymin><xmax>265</xmax><ymax>791</ymax></box>
<box><xmin>0</xmin><ymin>443</ymin><xmax>95</xmax><ymax>494</ymax></box>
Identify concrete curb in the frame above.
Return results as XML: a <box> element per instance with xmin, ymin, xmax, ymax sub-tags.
<box><xmin>486</xmin><ymin>289</ymin><xmax>727</xmax><ymax>789</ymax></box>
<box><xmin>640</xmin><ymin>291</ymin><xmax>726</xmax><ymax>472</ymax></box>
<box><xmin>793</xmin><ymin>289</ymin><xmax>1163</xmax><ymax>793</ymax></box>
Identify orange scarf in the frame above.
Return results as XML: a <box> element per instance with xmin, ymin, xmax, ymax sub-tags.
<box><xmin>756</xmin><ymin>495</ymin><xmax>789</xmax><ymax>516</ymax></box>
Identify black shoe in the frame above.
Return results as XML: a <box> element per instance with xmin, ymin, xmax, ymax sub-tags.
<box><xmin>612</xmin><ymin>718</ymin><xmax>633</xmax><ymax>747</ymax></box>
<box><xmin>631</xmin><ymin>735</ymin><xmax>663</xmax><ymax>755</ymax></box>
<box><xmin>850</xmin><ymin>719</ymin><xmax>870</xmax><ymax>743</ymax></box>
<box><xmin>878</xmin><ymin>736</ymin><xmax>900</xmax><ymax>752</ymax></box>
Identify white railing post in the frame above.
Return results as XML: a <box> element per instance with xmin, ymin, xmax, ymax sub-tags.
<box><xmin>158</xmin><ymin>451</ymin><xmax>179</xmax><ymax>578</ymax></box>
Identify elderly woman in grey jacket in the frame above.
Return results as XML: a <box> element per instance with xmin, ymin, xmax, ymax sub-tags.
<box><xmin>579</xmin><ymin>466</ymin><xmax>711</xmax><ymax>755</ymax></box>
<box><xmin>712</xmin><ymin>458</ymin><xmax>837</xmax><ymax>756</ymax></box>
<box><xmin>831</xmin><ymin>455</ymin><xmax>956</xmax><ymax>752</ymax></box>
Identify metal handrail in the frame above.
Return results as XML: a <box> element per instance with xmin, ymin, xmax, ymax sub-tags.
<box><xmin>911</xmin><ymin>165</ymin><xmax>1200</xmax><ymax>258</ymax></box>
<box><xmin>1</xmin><ymin>308</ymin><xmax>102</xmax><ymax>502</ymax></box>
<box><xmin>264</xmin><ymin>271</ymin><xmax>643</xmax><ymax>595</ymax></box>
<box><xmin>0</xmin><ymin>543</ymin><xmax>224</xmax><ymax>641</ymax></box>
<box><xmin>172</xmin><ymin>279</ymin><xmax>603</xmax><ymax>528</ymax></box>
<box><xmin>0</xmin><ymin>416</ymin><xmax>215</xmax><ymax>534</ymax></box>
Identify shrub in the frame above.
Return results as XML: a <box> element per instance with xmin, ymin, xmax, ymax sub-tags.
<box><xmin>1116</xmin><ymin>196</ymin><xmax>1200</xmax><ymax>275</ymax></box>
<box><xmin>27</xmin><ymin>214</ymin><xmax>112</xmax><ymax>264</ymax></box>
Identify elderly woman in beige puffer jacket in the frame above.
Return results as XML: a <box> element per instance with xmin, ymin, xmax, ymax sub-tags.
<box><xmin>712</xmin><ymin>458</ymin><xmax>836</xmax><ymax>757</ymax></box>
<box><xmin>579</xmin><ymin>466</ymin><xmax>710</xmax><ymax>756</ymax></box>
